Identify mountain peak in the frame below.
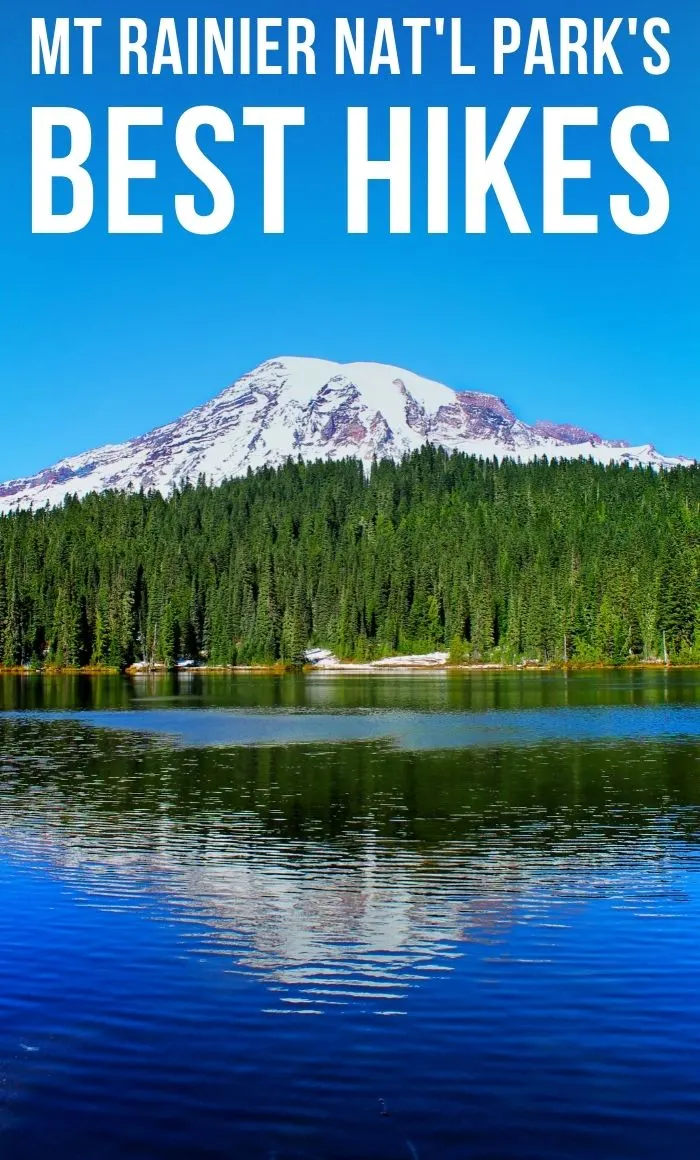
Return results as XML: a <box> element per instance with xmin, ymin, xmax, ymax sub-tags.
<box><xmin>0</xmin><ymin>357</ymin><xmax>692</xmax><ymax>513</ymax></box>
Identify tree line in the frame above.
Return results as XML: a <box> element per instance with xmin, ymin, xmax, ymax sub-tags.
<box><xmin>0</xmin><ymin>448</ymin><xmax>698</xmax><ymax>668</ymax></box>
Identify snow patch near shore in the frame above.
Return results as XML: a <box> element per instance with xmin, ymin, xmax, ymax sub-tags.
<box><xmin>305</xmin><ymin>649</ymin><xmax>449</xmax><ymax>670</ymax></box>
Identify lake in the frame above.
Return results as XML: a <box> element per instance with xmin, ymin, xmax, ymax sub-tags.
<box><xmin>1</xmin><ymin>670</ymin><xmax>700</xmax><ymax>1158</ymax></box>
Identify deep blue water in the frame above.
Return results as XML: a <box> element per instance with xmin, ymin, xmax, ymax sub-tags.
<box><xmin>1</xmin><ymin>670</ymin><xmax>700</xmax><ymax>1158</ymax></box>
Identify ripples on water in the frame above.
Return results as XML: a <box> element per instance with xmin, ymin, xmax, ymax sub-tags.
<box><xmin>1</xmin><ymin>672</ymin><xmax>700</xmax><ymax>1158</ymax></box>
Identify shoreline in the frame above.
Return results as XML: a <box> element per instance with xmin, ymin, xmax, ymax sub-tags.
<box><xmin>0</xmin><ymin>660</ymin><xmax>697</xmax><ymax>677</ymax></box>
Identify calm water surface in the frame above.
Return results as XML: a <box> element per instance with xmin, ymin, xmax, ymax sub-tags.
<box><xmin>1</xmin><ymin>671</ymin><xmax>699</xmax><ymax>1158</ymax></box>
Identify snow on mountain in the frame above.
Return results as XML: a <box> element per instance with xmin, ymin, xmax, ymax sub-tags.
<box><xmin>0</xmin><ymin>356</ymin><xmax>693</xmax><ymax>513</ymax></box>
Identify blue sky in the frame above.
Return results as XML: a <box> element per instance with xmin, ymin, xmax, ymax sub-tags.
<box><xmin>0</xmin><ymin>0</ymin><xmax>698</xmax><ymax>478</ymax></box>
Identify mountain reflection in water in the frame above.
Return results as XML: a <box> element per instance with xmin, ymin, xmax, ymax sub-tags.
<box><xmin>1</xmin><ymin>712</ymin><xmax>699</xmax><ymax>1012</ymax></box>
<box><xmin>1</xmin><ymin>672</ymin><xmax>700</xmax><ymax>1159</ymax></box>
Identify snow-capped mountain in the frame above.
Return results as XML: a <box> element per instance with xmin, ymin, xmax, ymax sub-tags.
<box><xmin>0</xmin><ymin>357</ymin><xmax>692</xmax><ymax>513</ymax></box>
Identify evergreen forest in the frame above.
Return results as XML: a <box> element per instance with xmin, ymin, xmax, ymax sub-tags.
<box><xmin>0</xmin><ymin>449</ymin><xmax>698</xmax><ymax>669</ymax></box>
